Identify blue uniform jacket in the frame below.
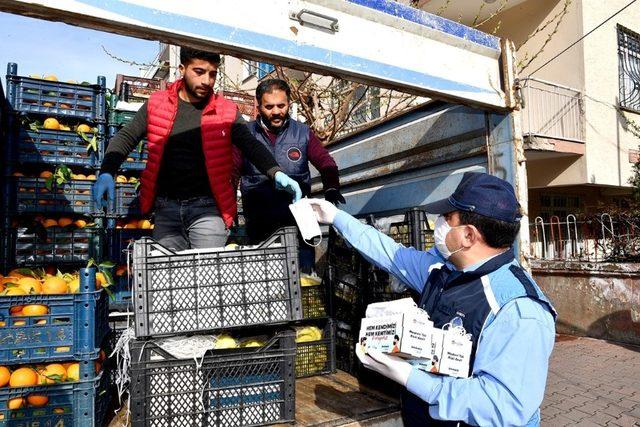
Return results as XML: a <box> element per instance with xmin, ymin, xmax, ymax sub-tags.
<box><xmin>333</xmin><ymin>210</ymin><xmax>557</xmax><ymax>426</ymax></box>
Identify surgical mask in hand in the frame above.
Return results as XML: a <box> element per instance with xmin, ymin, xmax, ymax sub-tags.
<box><xmin>289</xmin><ymin>198</ymin><xmax>322</xmax><ymax>247</ymax></box>
<box><xmin>433</xmin><ymin>215</ymin><xmax>464</xmax><ymax>259</ymax></box>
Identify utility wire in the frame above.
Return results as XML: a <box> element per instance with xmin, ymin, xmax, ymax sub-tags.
<box><xmin>529</xmin><ymin>0</ymin><xmax>639</xmax><ymax>76</ymax></box>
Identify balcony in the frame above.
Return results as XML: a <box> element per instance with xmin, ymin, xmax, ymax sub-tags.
<box><xmin>521</xmin><ymin>78</ymin><xmax>585</xmax><ymax>158</ymax></box>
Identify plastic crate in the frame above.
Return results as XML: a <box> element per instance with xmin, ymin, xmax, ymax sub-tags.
<box><xmin>114</xmin><ymin>74</ymin><xmax>166</xmax><ymax>103</ymax></box>
<box><xmin>327</xmin><ymin>262</ymin><xmax>366</xmax><ymax>323</ymax></box>
<box><xmin>0</xmin><ymin>268</ymin><xmax>109</xmax><ymax>363</ymax></box>
<box><xmin>108</xmin><ymin>228</ymin><xmax>152</xmax><ymax>266</ymax></box>
<box><xmin>301</xmin><ymin>282</ymin><xmax>327</xmax><ymax>319</ymax></box>
<box><xmin>295</xmin><ymin>321</ymin><xmax>336</xmax><ymax>378</ymax></box>
<box><xmin>366</xmin><ymin>268</ymin><xmax>417</xmax><ymax>304</ymax></box>
<box><xmin>4</xmin><ymin>227</ymin><xmax>104</xmax><ymax>267</ymax></box>
<box><xmin>113</xmin><ymin>183</ymin><xmax>141</xmax><ymax>217</ymax></box>
<box><xmin>7</xmin><ymin>176</ymin><xmax>98</xmax><ymax>215</ymax></box>
<box><xmin>107</xmin><ymin>126</ymin><xmax>147</xmax><ymax>171</ymax></box>
<box><xmin>373</xmin><ymin>208</ymin><xmax>434</xmax><ymax>251</ymax></box>
<box><xmin>335</xmin><ymin>320</ymin><xmax>359</xmax><ymax>375</ymax></box>
<box><xmin>129</xmin><ymin>329</ymin><xmax>296</xmax><ymax>427</ymax></box>
<box><xmin>6</xmin><ymin>63</ymin><xmax>106</xmax><ymax>122</ymax></box>
<box><xmin>132</xmin><ymin>227</ymin><xmax>302</xmax><ymax>338</ymax></box>
<box><xmin>5</xmin><ymin>124</ymin><xmax>104</xmax><ymax>169</ymax></box>
<box><xmin>109</xmin><ymin>274</ymin><xmax>132</xmax><ymax>312</ymax></box>
<box><xmin>0</xmin><ymin>370</ymin><xmax>110</xmax><ymax>426</ymax></box>
<box><xmin>108</xmin><ymin>109</ymin><xmax>137</xmax><ymax>128</ymax></box>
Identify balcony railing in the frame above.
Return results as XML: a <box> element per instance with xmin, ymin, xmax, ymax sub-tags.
<box><xmin>521</xmin><ymin>77</ymin><xmax>585</xmax><ymax>143</ymax></box>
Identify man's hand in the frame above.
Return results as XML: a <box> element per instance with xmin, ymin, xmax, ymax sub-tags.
<box><xmin>92</xmin><ymin>173</ymin><xmax>115</xmax><ymax>209</ymax></box>
<box><xmin>307</xmin><ymin>198</ymin><xmax>338</xmax><ymax>224</ymax></box>
<box><xmin>324</xmin><ymin>188</ymin><xmax>346</xmax><ymax>205</ymax></box>
<box><xmin>274</xmin><ymin>171</ymin><xmax>302</xmax><ymax>202</ymax></box>
<box><xmin>355</xmin><ymin>344</ymin><xmax>413</xmax><ymax>387</ymax></box>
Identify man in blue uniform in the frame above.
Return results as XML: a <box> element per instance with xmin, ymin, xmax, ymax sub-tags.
<box><xmin>308</xmin><ymin>172</ymin><xmax>556</xmax><ymax>426</ymax></box>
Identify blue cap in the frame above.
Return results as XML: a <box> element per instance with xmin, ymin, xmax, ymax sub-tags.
<box><xmin>423</xmin><ymin>172</ymin><xmax>522</xmax><ymax>223</ymax></box>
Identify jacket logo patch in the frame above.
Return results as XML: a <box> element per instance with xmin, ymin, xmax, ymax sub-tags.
<box><xmin>287</xmin><ymin>147</ymin><xmax>302</xmax><ymax>162</ymax></box>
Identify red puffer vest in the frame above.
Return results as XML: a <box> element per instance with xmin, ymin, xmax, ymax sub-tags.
<box><xmin>139</xmin><ymin>79</ymin><xmax>238</xmax><ymax>228</ymax></box>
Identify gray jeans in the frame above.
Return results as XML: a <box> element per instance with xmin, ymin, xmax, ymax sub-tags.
<box><xmin>152</xmin><ymin>196</ymin><xmax>228</xmax><ymax>251</ymax></box>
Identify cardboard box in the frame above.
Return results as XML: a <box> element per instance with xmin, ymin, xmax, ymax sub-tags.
<box><xmin>358</xmin><ymin>307</ymin><xmax>433</xmax><ymax>359</ymax></box>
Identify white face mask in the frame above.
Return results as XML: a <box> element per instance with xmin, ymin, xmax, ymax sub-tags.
<box><xmin>289</xmin><ymin>198</ymin><xmax>322</xmax><ymax>247</ymax></box>
<box><xmin>434</xmin><ymin>215</ymin><xmax>465</xmax><ymax>259</ymax></box>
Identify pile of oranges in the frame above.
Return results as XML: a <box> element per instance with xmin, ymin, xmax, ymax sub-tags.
<box><xmin>0</xmin><ymin>269</ymin><xmax>109</xmax><ymax>298</ymax></box>
<box><xmin>115</xmin><ymin>218</ymin><xmax>153</xmax><ymax>230</ymax></box>
<box><xmin>0</xmin><ymin>351</ymin><xmax>106</xmax><ymax>410</ymax></box>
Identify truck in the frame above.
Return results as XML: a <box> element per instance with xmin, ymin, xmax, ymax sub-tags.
<box><xmin>0</xmin><ymin>0</ymin><xmax>528</xmax><ymax>424</ymax></box>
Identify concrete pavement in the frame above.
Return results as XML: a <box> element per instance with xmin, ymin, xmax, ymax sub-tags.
<box><xmin>542</xmin><ymin>335</ymin><xmax>640</xmax><ymax>426</ymax></box>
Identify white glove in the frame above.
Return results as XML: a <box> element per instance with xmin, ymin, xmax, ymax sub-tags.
<box><xmin>355</xmin><ymin>344</ymin><xmax>413</xmax><ymax>387</ymax></box>
<box><xmin>307</xmin><ymin>198</ymin><xmax>338</xmax><ymax>224</ymax></box>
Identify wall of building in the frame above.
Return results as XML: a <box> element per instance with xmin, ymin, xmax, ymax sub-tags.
<box><xmin>581</xmin><ymin>0</ymin><xmax>640</xmax><ymax>188</ymax></box>
<box><xmin>532</xmin><ymin>260</ymin><xmax>640</xmax><ymax>345</ymax></box>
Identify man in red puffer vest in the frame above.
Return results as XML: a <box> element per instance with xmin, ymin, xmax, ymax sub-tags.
<box><xmin>93</xmin><ymin>47</ymin><xmax>301</xmax><ymax>250</ymax></box>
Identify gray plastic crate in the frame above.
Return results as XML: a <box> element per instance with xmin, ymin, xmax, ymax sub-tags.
<box><xmin>132</xmin><ymin>227</ymin><xmax>302</xmax><ymax>338</ymax></box>
<box><xmin>130</xmin><ymin>329</ymin><xmax>296</xmax><ymax>427</ymax></box>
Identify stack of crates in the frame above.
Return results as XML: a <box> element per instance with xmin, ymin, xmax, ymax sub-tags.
<box><xmin>1</xmin><ymin>62</ymin><xmax>106</xmax><ymax>273</ymax></box>
<box><xmin>327</xmin><ymin>208</ymin><xmax>434</xmax><ymax>375</ymax></box>
<box><xmin>128</xmin><ymin>227</ymin><xmax>302</xmax><ymax>426</ymax></box>
<box><xmin>105</xmin><ymin>75</ymin><xmax>164</xmax><ymax>311</ymax></box>
<box><xmin>0</xmin><ymin>268</ymin><xmax>111</xmax><ymax>426</ymax></box>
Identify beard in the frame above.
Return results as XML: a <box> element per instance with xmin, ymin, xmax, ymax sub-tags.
<box><xmin>184</xmin><ymin>79</ymin><xmax>212</xmax><ymax>100</ymax></box>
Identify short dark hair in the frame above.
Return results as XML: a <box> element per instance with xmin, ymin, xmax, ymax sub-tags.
<box><xmin>256</xmin><ymin>79</ymin><xmax>291</xmax><ymax>104</ymax></box>
<box><xmin>179</xmin><ymin>46</ymin><xmax>221</xmax><ymax>66</ymax></box>
<box><xmin>459</xmin><ymin>211</ymin><xmax>520</xmax><ymax>249</ymax></box>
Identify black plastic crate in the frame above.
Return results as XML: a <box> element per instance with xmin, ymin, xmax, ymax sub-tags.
<box><xmin>295</xmin><ymin>320</ymin><xmax>336</xmax><ymax>378</ymax></box>
<box><xmin>327</xmin><ymin>263</ymin><xmax>366</xmax><ymax>323</ymax></box>
<box><xmin>132</xmin><ymin>227</ymin><xmax>302</xmax><ymax>338</ymax></box>
<box><xmin>335</xmin><ymin>320</ymin><xmax>360</xmax><ymax>375</ymax></box>
<box><xmin>107</xmin><ymin>125</ymin><xmax>147</xmax><ymax>171</ymax></box>
<box><xmin>130</xmin><ymin>329</ymin><xmax>296</xmax><ymax>427</ymax></box>
<box><xmin>373</xmin><ymin>208</ymin><xmax>434</xmax><ymax>251</ymax></box>
<box><xmin>108</xmin><ymin>228</ymin><xmax>152</xmax><ymax>266</ymax></box>
<box><xmin>366</xmin><ymin>268</ymin><xmax>417</xmax><ymax>304</ymax></box>
<box><xmin>114</xmin><ymin>74</ymin><xmax>166</xmax><ymax>103</ymax></box>
<box><xmin>7</xmin><ymin>176</ymin><xmax>98</xmax><ymax>215</ymax></box>
<box><xmin>4</xmin><ymin>227</ymin><xmax>104</xmax><ymax>267</ymax></box>
<box><xmin>301</xmin><ymin>280</ymin><xmax>327</xmax><ymax>319</ymax></box>
<box><xmin>5</xmin><ymin>124</ymin><xmax>104</xmax><ymax>169</ymax></box>
<box><xmin>6</xmin><ymin>63</ymin><xmax>106</xmax><ymax>122</ymax></box>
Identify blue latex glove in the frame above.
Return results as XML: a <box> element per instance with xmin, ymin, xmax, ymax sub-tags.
<box><xmin>274</xmin><ymin>171</ymin><xmax>302</xmax><ymax>202</ymax></box>
<box><xmin>92</xmin><ymin>172</ymin><xmax>115</xmax><ymax>209</ymax></box>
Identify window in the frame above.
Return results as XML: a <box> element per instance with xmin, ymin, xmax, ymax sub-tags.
<box><xmin>618</xmin><ymin>25</ymin><xmax>640</xmax><ymax>112</ymax></box>
<box><xmin>538</xmin><ymin>193</ymin><xmax>581</xmax><ymax>221</ymax></box>
<box><xmin>243</xmin><ymin>60</ymin><xmax>258</xmax><ymax>81</ymax></box>
<box><xmin>257</xmin><ymin>62</ymin><xmax>275</xmax><ymax>80</ymax></box>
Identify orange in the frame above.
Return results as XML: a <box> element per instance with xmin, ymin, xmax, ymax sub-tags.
<box><xmin>1</xmin><ymin>287</ymin><xmax>27</xmax><ymax>297</ymax></box>
<box><xmin>39</xmin><ymin>171</ymin><xmax>53</xmax><ymax>179</ymax></box>
<box><xmin>36</xmin><ymin>319</ymin><xmax>47</xmax><ymax>325</ymax></box>
<box><xmin>115</xmin><ymin>265</ymin><xmax>127</xmax><ymax>277</ymax></box>
<box><xmin>11</xmin><ymin>172</ymin><xmax>24</xmax><ymax>177</ymax></box>
<box><xmin>42</xmin><ymin>219</ymin><xmax>58</xmax><ymax>228</ymax></box>
<box><xmin>43</xmin><ymin>118</ymin><xmax>60</xmax><ymax>130</ymax></box>
<box><xmin>7</xmin><ymin>270</ymin><xmax>25</xmax><ymax>279</ymax></box>
<box><xmin>76</xmin><ymin>124</ymin><xmax>91</xmax><ymax>133</ymax></box>
<box><xmin>74</xmin><ymin>219</ymin><xmax>87</xmax><ymax>228</ymax></box>
<box><xmin>95</xmin><ymin>361</ymin><xmax>101</xmax><ymax>374</ymax></box>
<box><xmin>68</xmin><ymin>278</ymin><xmax>80</xmax><ymax>293</ymax></box>
<box><xmin>42</xmin><ymin>276</ymin><xmax>68</xmax><ymax>294</ymax></box>
<box><xmin>10</xmin><ymin>306</ymin><xmax>24</xmax><ymax>316</ymax></box>
<box><xmin>27</xmin><ymin>394</ymin><xmax>49</xmax><ymax>407</ymax></box>
<box><xmin>86</xmin><ymin>174</ymin><xmax>96</xmax><ymax>181</ymax></box>
<box><xmin>115</xmin><ymin>175</ymin><xmax>127</xmax><ymax>183</ymax></box>
<box><xmin>95</xmin><ymin>272</ymin><xmax>107</xmax><ymax>289</ymax></box>
<box><xmin>0</xmin><ymin>277</ymin><xmax>19</xmax><ymax>286</ymax></box>
<box><xmin>18</xmin><ymin>277</ymin><xmax>42</xmax><ymax>295</ymax></box>
<box><xmin>57</xmin><ymin>217</ymin><xmax>73</xmax><ymax>227</ymax></box>
<box><xmin>8</xmin><ymin>397</ymin><xmax>25</xmax><ymax>410</ymax></box>
<box><xmin>138</xmin><ymin>219</ymin><xmax>152</xmax><ymax>229</ymax></box>
<box><xmin>40</xmin><ymin>364</ymin><xmax>67</xmax><ymax>384</ymax></box>
<box><xmin>22</xmin><ymin>305</ymin><xmax>49</xmax><ymax>316</ymax></box>
<box><xmin>9</xmin><ymin>367</ymin><xmax>38</xmax><ymax>387</ymax></box>
<box><xmin>99</xmin><ymin>349</ymin><xmax>107</xmax><ymax>362</ymax></box>
<box><xmin>43</xmin><ymin>74</ymin><xmax>58</xmax><ymax>81</ymax></box>
<box><xmin>0</xmin><ymin>366</ymin><xmax>10</xmax><ymax>387</ymax></box>
<box><xmin>66</xmin><ymin>363</ymin><xmax>80</xmax><ymax>381</ymax></box>
<box><xmin>13</xmin><ymin>320</ymin><xmax>26</xmax><ymax>326</ymax></box>
<box><xmin>73</xmin><ymin>174</ymin><xmax>86</xmax><ymax>180</ymax></box>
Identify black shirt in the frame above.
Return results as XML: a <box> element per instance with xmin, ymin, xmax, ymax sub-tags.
<box><xmin>100</xmin><ymin>98</ymin><xmax>280</xmax><ymax>200</ymax></box>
